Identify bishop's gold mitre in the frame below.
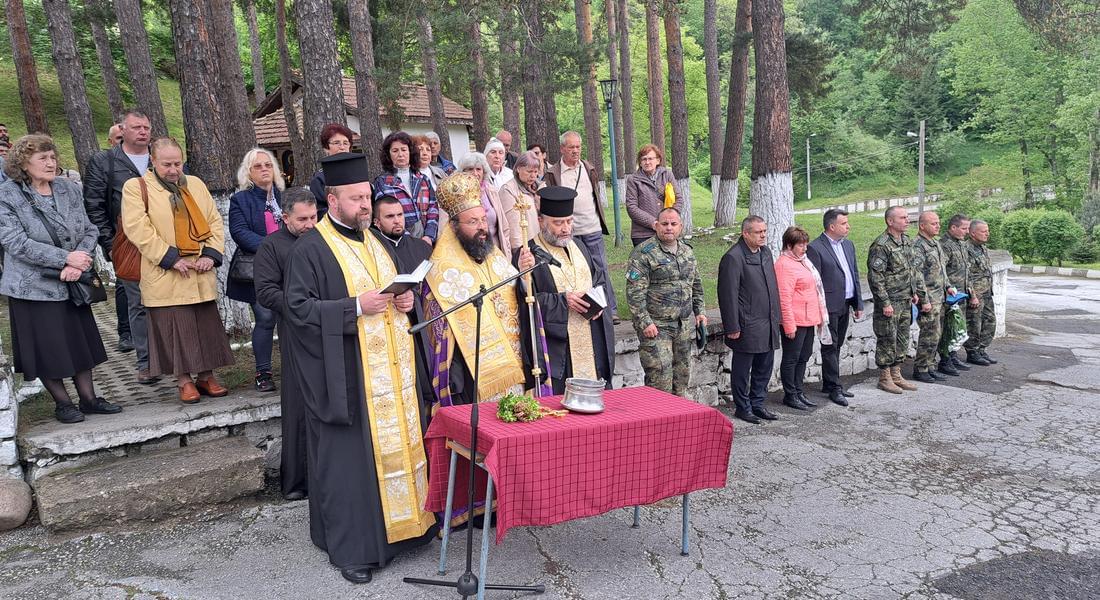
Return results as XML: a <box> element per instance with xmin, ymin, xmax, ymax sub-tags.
<box><xmin>436</xmin><ymin>172</ymin><xmax>483</xmax><ymax>217</ymax></box>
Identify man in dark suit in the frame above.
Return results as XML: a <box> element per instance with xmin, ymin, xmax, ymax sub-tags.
<box><xmin>806</xmin><ymin>208</ymin><xmax>864</xmax><ymax>406</ymax></box>
<box><xmin>718</xmin><ymin>216</ymin><xmax>782</xmax><ymax>424</ymax></box>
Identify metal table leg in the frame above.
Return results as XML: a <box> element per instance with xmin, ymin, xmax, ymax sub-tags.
<box><xmin>477</xmin><ymin>473</ymin><xmax>496</xmax><ymax>600</ymax></box>
<box><xmin>680</xmin><ymin>494</ymin><xmax>690</xmax><ymax>556</ymax></box>
<box><xmin>438</xmin><ymin>449</ymin><xmax>459</xmax><ymax>575</ymax></box>
<box><xmin>632</xmin><ymin>506</ymin><xmax>641</xmax><ymax>528</ymax></box>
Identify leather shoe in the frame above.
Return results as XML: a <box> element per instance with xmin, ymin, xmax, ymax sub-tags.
<box><xmin>796</xmin><ymin>392</ymin><xmax>817</xmax><ymax>407</ymax></box>
<box><xmin>829</xmin><ymin>389</ymin><xmax>849</xmax><ymax>406</ymax></box>
<box><xmin>913</xmin><ymin>371</ymin><xmax>937</xmax><ymax>383</ymax></box>
<box><xmin>752</xmin><ymin>407</ymin><xmax>778</xmax><ymax>421</ymax></box>
<box><xmin>733</xmin><ymin>410</ymin><xmax>761</xmax><ymax>424</ymax></box>
<box><xmin>340</xmin><ymin>567</ymin><xmax>373</xmax><ymax>584</ymax></box>
<box><xmin>179</xmin><ymin>382</ymin><xmax>201</xmax><ymax>404</ymax></box>
<box><xmin>841</xmin><ymin>388</ymin><xmax>855</xmax><ymax>398</ymax></box>
<box><xmin>137</xmin><ymin>369</ymin><xmax>161</xmax><ymax>385</ymax></box>
<box><xmin>117</xmin><ymin>337</ymin><xmax>134</xmax><ymax>353</ymax></box>
<box><xmin>79</xmin><ymin>397</ymin><xmax>122</xmax><ymax>414</ymax></box>
<box><xmin>55</xmin><ymin>403</ymin><xmax>85</xmax><ymax>424</ymax></box>
<box><xmin>283</xmin><ymin>490</ymin><xmax>307</xmax><ymax>501</ymax></box>
<box><xmin>951</xmin><ymin>354</ymin><xmax>971</xmax><ymax>370</ymax></box>
<box><xmin>980</xmin><ymin>350</ymin><xmax>998</xmax><ymax>364</ymax></box>
<box><xmin>930</xmin><ymin>370</ymin><xmax>947</xmax><ymax>381</ymax></box>
<box><xmin>195</xmin><ymin>377</ymin><xmax>228</xmax><ymax>397</ymax></box>
<box><xmin>938</xmin><ymin>361</ymin><xmax>959</xmax><ymax>376</ymax></box>
<box><xmin>966</xmin><ymin>352</ymin><xmax>991</xmax><ymax>366</ymax></box>
<box><xmin>782</xmin><ymin>395</ymin><xmax>808</xmax><ymax>410</ymax></box>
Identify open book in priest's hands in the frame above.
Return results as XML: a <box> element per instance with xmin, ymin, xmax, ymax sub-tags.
<box><xmin>579</xmin><ymin>285</ymin><xmax>607</xmax><ymax>320</ymax></box>
<box><xmin>380</xmin><ymin>260</ymin><xmax>433</xmax><ymax>295</ymax></box>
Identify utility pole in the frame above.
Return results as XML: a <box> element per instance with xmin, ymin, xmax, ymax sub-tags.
<box><xmin>805</xmin><ymin>133</ymin><xmax>815</xmax><ymax>201</ymax></box>
<box><xmin>907</xmin><ymin>120</ymin><xmax>927</xmax><ymax>213</ymax></box>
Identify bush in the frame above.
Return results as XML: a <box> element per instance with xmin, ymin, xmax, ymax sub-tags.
<box><xmin>1078</xmin><ymin>193</ymin><xmax>1100</xmax><ymax>234</ymax></box>
<box><xmin>820</xmin><ymin>120</ymin><xmax>906</xmax><ymax>179</ymax></box>
<box><xmin>1069</xmin><ymin>238</ymin><xmax>1099</xmax><ymax>263</ymax></box>
<box><xmin>1001</xmin><ymin>208</ymin><xmax>1045</xmax><ymax>263</ymax></box>
<box><xmin>1030</xmin><ymin>210</ymin><xmax>1085</xmax><ymax>266</ymax></box>
<box><xmin>924</xmin><ymin>127</ymin><xmax>965</xmax><ymax>168</ymax></box>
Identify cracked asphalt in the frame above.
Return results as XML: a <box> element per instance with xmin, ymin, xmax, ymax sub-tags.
<box><xmin>2</xmin><ymin>272</ymin><xmax>1099</xmax><ymax>600</ymax></box>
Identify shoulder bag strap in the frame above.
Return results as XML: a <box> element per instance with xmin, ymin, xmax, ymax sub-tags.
<box><xmin>20</xmin><ymin>188</ymin><xmax>64</xmax><ymax>248</ymax></box>
<box><xmin>136</xmin><ymin>176</ymin><xmax>150</xmax><ymax>211</ymax></box>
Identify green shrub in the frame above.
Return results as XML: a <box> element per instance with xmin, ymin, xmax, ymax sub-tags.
<box><xmin>1001</xmin><ymin>208</ymin><xmax>1045</xmax><ymax>263</ymax></box>
<box><xmin>1030</xmin><ymin>210</ymin><xmax>1085</xmax><ymax>266</ymax></box>
<box><xmin>1069</xmin><ymin>238</ymin><xmax>1099</xmax><ymax>263</ymax></box>
<box><xmin>1078</xmin><ymin>193</ymin><xmax>1100</xmax><ymax>234</ymax></box>
<box><xmin>924</xmin><ymin>127</ymin><xmax>965</xmax><ymax>168</ymax></box>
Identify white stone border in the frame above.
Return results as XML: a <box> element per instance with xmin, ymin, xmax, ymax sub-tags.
<box><xmin>1010</xmin><ymin>265</ymin><xmax>1100</xmax><ymax>280</ymax></box>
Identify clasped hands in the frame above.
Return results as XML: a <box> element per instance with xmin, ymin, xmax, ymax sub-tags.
<box><xmin>60</xmin><ymin>251</ymin><xmax>93</xmax><ymax>282</ymax></box>
<box><xmin>358</xmin><ymin>289</ymin><xmax>415</xmax><ymax>315</ymax></box>
<box><xmin>171</xmin><ymin>256</ymin><xmax>216</xmax><ymax>278</ymax></box>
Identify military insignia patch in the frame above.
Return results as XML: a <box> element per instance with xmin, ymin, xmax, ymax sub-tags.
<box><xmin>871</xmin><ymin>257</ymin><xmax>886</xmax><ymax>271</ymax></box>
<box><xmin>627</xmin><ymin>270</ymin><xmax>641</xmax><ymax>281</ymax></box>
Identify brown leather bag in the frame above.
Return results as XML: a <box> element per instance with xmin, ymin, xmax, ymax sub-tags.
<box><xmin>109</xmin><ymin>177</ymin><xmax>149</xmax><ymax>282</ymax></box>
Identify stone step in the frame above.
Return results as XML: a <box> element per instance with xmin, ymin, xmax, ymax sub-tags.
<box><xmin>33</xmin><ymin>435</ymin><xmax>265</xmax><ymax>531</ymax></box>
<box><xmin>18</xmin><ymin>392</ymin><xmax>280</xmax><ymax>480</ymax></box>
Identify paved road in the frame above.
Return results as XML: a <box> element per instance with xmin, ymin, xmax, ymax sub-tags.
<box><xmin>2</xmin><ymin>273</ymin><xmax>1099</xmax><ymax>600</ymax></box>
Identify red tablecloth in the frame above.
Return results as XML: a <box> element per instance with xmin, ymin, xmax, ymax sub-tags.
<box><xmin>424</xmin><ymin>386</ymin><xmax>734</xmax><ymax>543</ymax></box>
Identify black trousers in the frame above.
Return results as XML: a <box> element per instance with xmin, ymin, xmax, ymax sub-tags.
<box><xmin>115</xmin><ymin>284</ymin><xmax>130</xmax><ymax>338</ymax></box>
<box><xmin>730</xmin><ymin>350</ymin><xmax>774</xmax><ymax>413</ymax></box>
<box><xmin>819</xmin><ymin>302</ymin><xmax>853</xmax><ymax>393</ymax></box>
<box><xmin>780</xmin><ymin>326</ymin><xmax>816</xmax><ymax>394</ymax></box>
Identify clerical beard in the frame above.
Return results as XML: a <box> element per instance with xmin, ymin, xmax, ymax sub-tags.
<box><xmin>540</xmin><ymin>228</ymin><xmax>572</xmax><ymax>248</ymax></box>
<box><xmin>457</xmin><ymin>229</ymin><xmax>495</xmax><ymax>263</ymax></box>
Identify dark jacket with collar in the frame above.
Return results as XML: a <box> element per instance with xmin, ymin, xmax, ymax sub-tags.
<box><xmin>83</xmin><ymin>145</ymin><xmax>147</xmax><ymax>253</ymax></box>
<box><xmin>718</xmin><ymin>239</ymin><xmax>781</xmax><ymax>354</ymax></box>
<box><xmin>227</xmin><ymin>185</ymin><xmax>282</xmax><ymax>304</ymax></box>
<box><xmin>806</xmin><ymin>233</ymin><xmax>864</xmax><ymax>315</ymax></box>
<box><xmin>544</xmin><ymin>159</ymin><xmax>608</xmax><ymax>235</ymax></box>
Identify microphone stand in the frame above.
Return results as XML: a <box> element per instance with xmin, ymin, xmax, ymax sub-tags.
<box><xmin>403</xmin><ymin>258</ymin><xmax>548</xmax><ymax>599</ymax></box>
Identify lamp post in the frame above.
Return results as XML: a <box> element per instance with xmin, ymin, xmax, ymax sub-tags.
<box><xmin>805</xmin><ymin>133</ymin><xmax>816</xmax><ymax>201</ymax></box>
<box><xmin>599</xmin><ymin>78</ymin><xmax>624</xmax><ymax>247</ymax></box>
<box><xmin>907</xmin><ymin>120</ymin><xmax>926</xmax><ymax>213</ymax></box>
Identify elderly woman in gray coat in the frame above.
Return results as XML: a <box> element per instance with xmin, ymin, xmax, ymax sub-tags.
<box><xmin>0</xmin><ymin>135</ymin><xmax>119</xmax><ymax>423</ymax></box>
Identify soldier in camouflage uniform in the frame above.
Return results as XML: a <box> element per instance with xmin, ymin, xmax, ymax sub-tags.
<box><xmin>867</xmin><ymin>206</ymin><xmax>923</xmax><ymax>394</ymax></box>
<box><xmin>963</xmin><ymin>219</ymin><xmax>997</xmax><ymax>366</ymax></box>
<box><xmin>912</xmin><ymin>212</ymin><xmax>953</xmax><ymax>382</ymax></box>
<box><xmin>626</xmin><ymin>207</ymin><xmax>707</xmax><ymax>397</ymax></box>
<box><xmin>938</xmin><ymin>214</ymin><xmax>972</xmax><ymax>374</ymax></box>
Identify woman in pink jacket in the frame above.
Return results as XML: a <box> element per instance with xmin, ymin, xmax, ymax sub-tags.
<box><xmin>774</xmin><ymin>226</ymin><xmax>832</xmax><ymax>411</ymax></box>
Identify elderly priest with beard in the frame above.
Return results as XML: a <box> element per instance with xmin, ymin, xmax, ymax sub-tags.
<box><xmin>283</xmin><ymin>152</ymin><xmax>436</xmax><ymax>584</ymax></box>
<box><xmin>525</xmin><ymin>186</ymin><xmax>615</xmax><ymax>393</ymax></box>
<box><xmin>424</xmin><ymin>173</ymin><xmax>548</xmax><ymax>407</ymax></box>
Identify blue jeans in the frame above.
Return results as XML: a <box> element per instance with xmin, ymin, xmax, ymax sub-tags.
<box><xmin>251</xmin><ymin>302</ymin><xmax>277</xmax><ymax>373</ymax></box>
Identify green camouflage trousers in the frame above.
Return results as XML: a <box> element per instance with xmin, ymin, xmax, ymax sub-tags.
<box><xmin>914</xmin><ymin>304</ymin><xmax>943</xmax><ymax>372</ymax></box>
<box><xmin>964</xmin><ymin>294</ymin><xmax>996</xmax><ymax>351</ymax></box>
<box><xmin>638</xmin><ymin>321</ymin><xmax>695</xmax><ymax>397</ymax></box>
<box><xmin>873</xmin><ymin>299</ymin><xmax>912</xmax><ymax>368</ymax></box>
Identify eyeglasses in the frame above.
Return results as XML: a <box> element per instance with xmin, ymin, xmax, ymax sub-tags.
<box><xmin>251</xmin><ymin>162</ymin><xmax>274</xmax><ymax>170</ymax></box>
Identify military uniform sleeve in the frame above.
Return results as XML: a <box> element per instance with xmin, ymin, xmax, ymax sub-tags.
<box><xmin>866</xmin><ymin>241</ymin><xmax>891</xmax><ymax>308</ymax></box>
<box><xmin>626</xmin><ymin>250</ymin><xmax>652</xmax><ymax>329</ymax></box>
<box><xmin>913</xmin><ymin>243</ymin><xmax>931</xmax><ymax>305</ymax></box>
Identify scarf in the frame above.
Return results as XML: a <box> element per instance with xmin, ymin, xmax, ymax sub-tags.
<box><xmin>782</xmin><ymin>250</ymin><xmax>832</xmax><ymax>346</ymax></box>
<box><xmin>155</xmin><ymin>172</ymin><xmax>212</xmax><ymax>257</ymax></box>
<box><xmin>263</xmin><ymin>187</ymin><xmax>283</xmax><ymax>221</ymax></box>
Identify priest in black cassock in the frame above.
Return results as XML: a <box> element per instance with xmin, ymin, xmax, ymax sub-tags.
<box><xmin>524</xmin><ymin>186</ymin><xmax>616</xmax><ymax>393</ymax></box>
<box><xmin>254</xmin><ymin>187</ymin><xmax>318</xmax><ymax>501</ymax></box>
<box><xmin>283</xmin><ymin>153</ymin><xmax>437</xmax><ymax>585</ymax></box>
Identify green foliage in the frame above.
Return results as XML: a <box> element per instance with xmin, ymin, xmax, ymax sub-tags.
<box><xmin>973</xmin><ymin>207</ymin><xmax>1006</xmax><ymax>250</ymax></box>
<box><xmin>1001</xmin><ymin>208</ymin><xmax>1045</xmax><ymax>262</ymax></box>
<box><xmin>1069</xmin><ymin>237</ymin><xmax>1099</xmax><ymax>263</ymax></box>
<box><xmin>1078</xmin><ymin>194</ymin><xmax>1100</xmax><ymax>234</ymax></box>
<box><xmin>1030</xmin><ymin>209</ymin><xmax>1085</xmax><ymax>266</ymax></box>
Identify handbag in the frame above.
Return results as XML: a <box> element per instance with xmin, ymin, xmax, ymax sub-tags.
<box><xmin>110</xmin><ymin>176</ymin><xmax>149</xmax><ymax>281</ymax></box>
<box><xmin>22</xmin><ymin>190</ymin><xmax>108</xmax><ymax>307</ymax></box>
<box><xmin>228</xmin><ymin>250</ymin><xmax>255</xmax><ymax>283</ymax></box>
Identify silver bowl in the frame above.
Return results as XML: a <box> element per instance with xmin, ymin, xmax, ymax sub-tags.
<box><xmin>562</xmin><ymin>377</ymin><xmax>605</xmax><ymax>414</ymax></box>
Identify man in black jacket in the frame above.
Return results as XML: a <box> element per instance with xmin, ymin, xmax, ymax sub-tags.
<box><xmin>254</xmin><ymin>187</ymin><xmax>318</xmax><ymax>501</ymax></box>
<box><xmin>718</xmin><ymin>216</ymin><xmax>782</xmax><ymax>424</ymax></box>
<box><xmin>83</xmin><ymin>111</ymin><xmax>155</xmax><ymax>383</ymax></box>
<box><xmin>806</xmin><ymin>209</ymin><xmax>864</xmax><ymax>406</ymax></box>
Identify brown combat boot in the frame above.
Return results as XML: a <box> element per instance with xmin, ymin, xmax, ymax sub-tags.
<box><xmin>891</xmin><ymin>365</ymin><xmax>918</xmax><ymax>391</ymax></box>
<box><xmin>878</xmin><ymin>369</ymin><xmax>904</xmax><ymax>394</ymax></box>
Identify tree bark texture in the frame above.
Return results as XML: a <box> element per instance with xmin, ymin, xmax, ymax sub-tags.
<box><xmin>605</xmin><ymin>0</ymin><xmax>625</xmax><ymax>179</ymax></box>
<box><xmin>417</xmin><ymin>12</ymin><xmax>452</xmax><ymax>159</ymax></box>
<box><xmin>295</xmin><ymin>0</ymin><xmax>347</xmax><ymax>181</ymax></box>
<box><xmin>1089</xmin><ymin>108</ymin><xmax>1100</xmax><ymax>200</ymax></box>
<box><xmin>209</xmin><ymin>0</ymin><xmax>256</xmax><ymax>169</ymax></box>
<box><xmin>348</xmin><ymin>0</ymin><xmax>384</xmax><ymax>176</ymax></box>
<box><xmin>1020</xmin><ymin>138</ymin><xmax>1034</xmax><ymax>207</ymax></box>
<box><xmin>113</xmin><ymin>0</ymin><xmax>169</xmax><ymax>137</ymax></box>
<box><xmin>749</xmin><ymin>0</ymin><xmax>792</xmax><ymax>253</ymax></box>
<box><xmin>246</xmin><ymin>0</ymin><xmax>266</xmax><ymax>106</ymax></box>
<box><xmin>499</xmin><ymin>3</ymin><xmax>522</xmax><ymax>151</ymax></box>
<box><xmin>664</xmin><ymin>1</ymin><xmax>691</xmax><ymax>232</ymax></box>
<box><xmin>86</xmin><ymin>0</ymin><xmax>125</xmax><ymax>123</ymax></box>
<box><xmin>42</xmin><ymin>0</ymin><xmax>100</xmax><ymax>172</ymax></box>
<box><xmin>715</xmin><ymin>0</ymin><xmax>751</xmax><ymax>227</ymax></box>
<box><xmin>468</xmin><ymin>7</ymin><xmax>491</xmax><ymax>151</ymax></box>
<box><xmin>276</xmin><ymin>0</ymin><xmax>306</xmax><ymax>182</ymax></box>
<box><xmin>521</xmin><ymin>1</ymin><xmax>559</xmax><ymax>162</ymax></box>
<box><xmin>617</xmin><ymin>0</ymin><xmax>636</xmax><ymax>174</ymax></box>
<box><xmin>703</xmin><ymin>0</ymin><xmax>723</xmax><ymax>198</ymax></box>
<box><xmin>644</xmin><ymin>0</ymin><xmax>666</xmax><ymax>152</ymax></box>
<box><xmin>575</xmin><ymin>0</ymin><xmax>604</xmax><ymax>178</ymax></box>
<box><xmin>8</xmin><ymin>0</ymin><xmax>50</xmax><ymax>135</ymax></box>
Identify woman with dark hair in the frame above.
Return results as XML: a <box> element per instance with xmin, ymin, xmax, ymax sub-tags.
<box><xmin>307</xmin><ymin>123</ymin><xmax>354</xmax><ymax>215</ymax></box>
<box><xmin>774</xmin><ymin>225</ymin><xmax>831</xmax><ymax>411</ymax></box>
<box><xmin>372</xmin><ymin>131</ymin><xmax>439</xmax><ymax>245</ymax></box>
<box><xmin>625</xmin><ymin>143</ymin><xmax>683</xmax><ymax>247</ymax></box>
<box><xmin>0</xmin><ymin>134</ymin><xmax>118</xmax><ymax>423</ymax></box>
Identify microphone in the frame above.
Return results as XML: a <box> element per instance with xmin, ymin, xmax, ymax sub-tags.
<box><xmin>528</xmin><ymin>243</ymin><xmax>561</xmax><ymax>268</ymax></box>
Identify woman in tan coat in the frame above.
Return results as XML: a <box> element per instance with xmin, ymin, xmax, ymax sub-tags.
<box><xmin>497</xmin><ymin>150</ymin><xmax>545</xmax><ymax>255</ymax></box>
<box><xmin>122</xmin><ymin>138</ymin><xmax>234</xmax><ymax>404</ymax></box>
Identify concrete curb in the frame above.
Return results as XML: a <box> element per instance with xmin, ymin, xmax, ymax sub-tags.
<box><xmin>1010</xmin><ymin>265</ymin><xmax>1100</xmax><ymax>280</ymax></box>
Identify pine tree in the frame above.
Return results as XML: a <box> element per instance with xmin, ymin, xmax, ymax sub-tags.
<box><xmin>42</xmin><ymin>0</ymin><xmax>99</xmax><ymax>171</ymax></box>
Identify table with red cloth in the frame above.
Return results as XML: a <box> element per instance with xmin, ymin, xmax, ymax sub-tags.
<box><xmin>423</xmin><ymin>386</ymin><xmax>735</xmax><ymax>545</ymax></box>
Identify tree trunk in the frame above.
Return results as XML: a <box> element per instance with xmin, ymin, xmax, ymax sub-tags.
<box><xmin>7</xmin><ymin>0</ymin><xmax>50</xmax><ymax>134</ymax></box>
<box><xmin>521</xmin><ymin>1</ymin><xmax>556</xmax><ymax>161</ymax></box>
<box><xmin>86</xmin><ymin>0</ymin><xmax>125</xmax><ymax>123</ymax></box>
<box><xmin>42</xmin><ymin>0</ymin><xmax>99</xmax><ymax>171</ymax></box>
<box><xmin>605</xmin><ymin>0</ymin><xmax>625</xmax><ymax>184</ymax></box>
<box><xmin>617</xmin><ymin>0</ymin><xmax>636</xmax><ymax>175</ymax></box>
<box><xmin>167</xmin><ymin>0</ymin><xmax>250</xmax><ymax>332</ymax></box>
<box><xmin>276</xmin><ymin>0</ymin><xmax>307</xmax><ymax>182</ymax></box>
<box><xmin>1021</xmin><ymin>138</ymin><xmax>1034</xmax><ymax>207</ymax></box>
<box><xmin>468</xmin><ymin>5</ymin><xmax>491</xmax><ymax>152</ymax></box>
<box><xmin>574</xmin><ymin>0</ymin><xmax>604</xmax><ymax>178</ymax></box>
<box><xmin>664</xmin><ymin>1</ymin><xmax>692</xmax><ymax>232</ymax></box>
<box><xmin>417</xmin><ymin>12</ymin><xmax>452</xmax><ymax>159</ymax></box>
<box><xmin>348</xmin><ymin>0</ymin><xmax>384</xmax><ymax>175</ymax></box>
<box><xmin>1088</xmin><ymin>108</ymin><xmax>1100</xmax><ymax>201</ymax></box>
<box><xmin>749</xmin><ymin>0</ymin><xmax>793</xmax><ymax>254</ymax></box>
<box><xmin>499</xmin><ymin>3</ymin><xmax>522</xmax><ymax>151</ymax></box>
<box><xmin>645</xmin><ymin>0</ymin><xmax>666</xmax><ymax>151</ymax></box>
<box><xmin>703</xmin><ymin>0</ymin><xmax>723</xmax><ymax>207</ymax></box>
<box><xmin>295</xmin><ymin>0</ymin><xmax>347</xmax><ymax>182</ymax></box>
<box><xmin>209</xmin><ymin>0</ymin><xmax>256</xmax><ymax>170</ymax></box>
<box><xmin>113</xmin><ymin>0</ymin><xmax>168</xmax><ymax>137</ymax></box>
<box><xmin>715</xmin><ymin>0</ymin><xmax>751</xmax><ymax>227</ymax></box>
<box><xmin>246</xmin><ymin>0</ymin><xmax>266</xmax><ymax>106</ymax></box>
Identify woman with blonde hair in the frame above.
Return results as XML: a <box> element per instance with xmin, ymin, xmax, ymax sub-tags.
<box><xmin>228</xmin><ymin>147</ymin><xmax>284</xmax><ymax>392</ymax></box>
<box><xmin>122</xmin><ymin>137</ymin><xmax>234</xmax><ymax>404</ymax></box>
<box><xmin>456</xmin><ymin>151</ymin><xmax>511</xmax><ymax>259</ymax></box>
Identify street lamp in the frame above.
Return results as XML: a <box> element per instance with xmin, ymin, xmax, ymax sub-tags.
<box><xmin>805</xmin><ymin>133</ymin><xmax>816</xmax><ymax>201</ymax></box>
<box><xmin>599</xmin><ymin>78</ymin><xmax>624</xmax><ymax>247</ymax></box>
<box><xmin>907</xmin><ymin>120</ymin><xmax>926</xmax><ymax>213</ymax></box>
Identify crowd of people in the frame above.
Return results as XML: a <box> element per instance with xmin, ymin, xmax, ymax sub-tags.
<box><xmin>0</xmin><ymin>110</ymin><xmax>999</xmax><ymax>583</ymax></box>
